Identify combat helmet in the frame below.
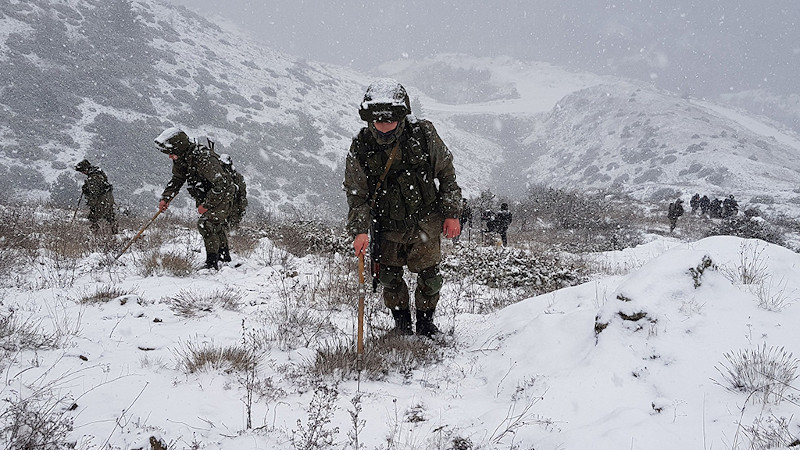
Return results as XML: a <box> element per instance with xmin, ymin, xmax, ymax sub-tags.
<box><xmin>75</xmin><ymin>159</ymin><xmax>93</xmax><ymax>173</ymax></box>
<box><xmin>154</xmin><ymin>127</ymin><xmax>191</xmax><ymax>155</ymax></box>
<box><xmin>358</xmin><ymin>79</ymin><xmax>411</xmax><ymax>122</ymax></box>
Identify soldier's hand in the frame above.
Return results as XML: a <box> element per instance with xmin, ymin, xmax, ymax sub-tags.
<box><xmin>197</xmin><ymin>205</ymin><xmax>208</xmax><ymax>215</ymax></box>
<box><xmin>443</xmin><ymin>218</ymin><xmax>461</xmax><ymax>239</ymax></box>
<box><xmin>353</xmin><ymin>233</ymin><xmax>369</xmax><ymax>256</ymax></box>
<box><xmin>158</xmin><ymin>200</ymin><xmax>169</xmax><ymax>212</ymax></box>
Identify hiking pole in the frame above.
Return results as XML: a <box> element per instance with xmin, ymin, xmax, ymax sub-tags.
<box><xmin>113</xmin><ymin>209</ymin><xmax>163</xmax><ymax>261</ymax></box>
<box><xmin>356</xmin><ymin>253</ymin><xmax>366</xmax><ymax>387</ymax></box>
<box><xmin>71</xmin><ymin>193</ymin><xmax>83</xmax><ymax>222</ymax></box>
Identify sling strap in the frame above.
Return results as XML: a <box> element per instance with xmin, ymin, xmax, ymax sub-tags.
<box><xmin>368</xmin><ymin>142</ymin><xmax>401</xmax><ymax>209</ymax></box>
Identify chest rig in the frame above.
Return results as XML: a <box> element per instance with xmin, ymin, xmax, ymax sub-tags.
<box><xmin>355</xmin><ymin>122</ymin><xmax>438</xmax><ymax>232</ymax></box>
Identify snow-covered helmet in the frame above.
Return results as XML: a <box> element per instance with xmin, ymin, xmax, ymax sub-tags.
<box><xmin>358</xmin><ymin>79</ymin><xmax>411</xmax><ymax>122</ymax></box>
<box><xmin>75</xmin><ymin>159</ymin><xmax>93</xmax><ymax>172</ymax></box>
<box><xmin>154</xmin><ymin>127</ymin><xmax>191</xmax><ymax>155</ymax></box>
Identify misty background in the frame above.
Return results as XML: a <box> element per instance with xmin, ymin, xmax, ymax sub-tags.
<box><xmin>164</xmin><ymin>0</ymin><xmax>799</xmax><ymax>98</ymax></box>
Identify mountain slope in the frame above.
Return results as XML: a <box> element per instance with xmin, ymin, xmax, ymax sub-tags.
<box><xmin>0</xmin><ymin>0</ymin><xmax>368</xmax><ymax>215</ymax></box>
<box><xmin>519</xmin><ymin>82</ymin><xmax>800</xmax><ymax>208</ymax></box>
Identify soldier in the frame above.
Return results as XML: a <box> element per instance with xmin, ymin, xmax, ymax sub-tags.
<box><xmin>74</xmin><ymin>159</ymin><xmax>118</xmax><ymax>234</ymax></box>
<box><xmin>722</xmin><ymin>194</ymin><xmax>739</xmax><ymax>218</ymax></box>
<box><xmin>495</xmin><ymin>202</ymin><xmax>513</xmax><ymax>246</ymax></box>
<box><xmin>667</xmin><ymin>198</ymin><xmax>684</xmax><ymax>233</ymax></box>
<box><xmin>154</xmin><ymin>127</ymin><xmax>236</xmax><ymax>270</ymax></box>
<box><xmin>690</xmin><ymin>193</ymin><xmax>700</xmax><ymax>214</ymax></box>
<box><xmin>453</xmin><ymin>198</ymin><xmax>472</xmax><ymax>244</ymax></box>
<box><xmin>699</xmin><ymin>195</ymin><xmax>711</xmax><ymax>216</ymax></box>
<box><xmin>343</xmin><ymin>79</ymin><xmax>462</xmax><ymax>338</ymax></box>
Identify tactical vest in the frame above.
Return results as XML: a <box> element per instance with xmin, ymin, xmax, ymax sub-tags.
<box><xmin>355</xmin><ymin>122</ymin><xmax>438</xmax><ymax>232</ymax></box>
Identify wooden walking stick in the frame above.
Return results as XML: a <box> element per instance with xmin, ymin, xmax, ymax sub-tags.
<box><xmin>113</xmin><ymin>209</ymin><xmax>163</xmax><ymax>261</ymax></box>
<box><xmin>71</xmin><ymin>192</ymin><xmax>83</xmax><ymax>222</ymax></box>
<box><xmin>357</xmin><ymin>253</ymin><xmax>366</xmax><ymax>374</ymax></box>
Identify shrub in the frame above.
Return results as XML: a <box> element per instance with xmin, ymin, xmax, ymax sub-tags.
<box><xmin>714</xmin><ymin>344</ymin><xmax>799</xmax><ymax>405</ymax></box>
<box><xmin>141</xmin><ymin>250</ymin><xmax>194</xmax><ymax>277</ymax></box>
<box><xmin>78</xmin><ymin>285</ymin><xmax>138</xmax><ymax>305</ymax></box>
<box><xmin>442</xmin><ymin>245</ymin><xmax>584</xmax><ymax>293</ymax></box>
<box><xmin>173</xmin><ymin>338</ymin><xmax>259</xmax><ymax>374</ymax></box>
<box><xmin>706</xmin><ymin>216</ymin><xmax>785</xmax><ymax>246</ymax></box>
<box><xmin>166</xmin><ymin>289</ymin><xmax>243</xmax><ymax>318</ymax></box>
<box><xmin>0</xmin><ymin>388</ymin><xmax>74</xmax><ymax>450</ymax></box>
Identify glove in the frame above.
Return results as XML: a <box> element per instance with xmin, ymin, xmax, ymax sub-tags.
<box><xmin>158</xmin><ymin>200</ymin><xmax>170</xmax><ymax>212</ymax></box>
<box><xmin>353</xmin><ymin>233</ymin><xmax>369</xmax><ymax>256</ymax></box>
<box><xmin>443</xmin><ymin>218</ymin><xmax>461</xmax><ymax>239</ymax></box>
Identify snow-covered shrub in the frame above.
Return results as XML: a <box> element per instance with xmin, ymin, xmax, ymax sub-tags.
<box><xmin>706</xmin><ymin>216</ymin><xmax>785</xmax><ymax>246</ymax></box>
<box><xmin>714</xmin><ymin>344</ymin><xmax>799</xmax><ymax>405</ymax></box>
<box><xmin>166</xmin><ymin>289</ymin><xmax>243</xmax><ymax>318</ymax></box>
<box><xmin>741</xmin><ymin>415</ymin><xmax>800</xmax><ymax>450</ymax></box>
<box><xmin>78</xmin><ymin>285</ymin><xmax>139</xmax><ymax>305</ymax></box>
<box><xmin>0</xmin><ymin>387</ymin><xmax>74</xmax><ymax>450</ymax></box>
<box><xmin>688</xmin><ymin>255</ymin><xmax>716</xmax><ymax>288</ymax></box>
<box><xmin>262</xmin><ymin>220</ymin><xmax>350</xmax><ymax>257</ymax></box>
<box><xmin>173</xmin><ymin>338</ymin><xmax>259</xmax><ymax>374</ymax></box>
<box><xmin>441</xmin><ymin>245</ymin><xmax>584</xmax><ymax>294</ymax></box>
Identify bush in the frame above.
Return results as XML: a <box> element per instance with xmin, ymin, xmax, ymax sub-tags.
<box><xmin>442</xmin><ymin>245</ymin><xmax>585</xmax><ymax>294</ymax></box>
<box><xmin>706</xmin><ymin>216</ymin><xmax>785</xmax><ymax>246</ymax></box>
<box><xmin>714</xmin><ymin>344</ymin><xmax>799</xmax><ymax>405</ymax></box>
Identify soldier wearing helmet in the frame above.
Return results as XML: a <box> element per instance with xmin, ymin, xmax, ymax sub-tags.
<box><xmin>74</xmin><ymin>159</ymin><xmax>118</xmax><ymax>234</ymax></box>
<box><xmin>154</xmin><ymin>127</ymin><xmax>236</xmax><ymax>270</ymax></box>
<box><xmin>343</xmin><ymin>79</ymin><xmax>463</xmax><ymax>338</ymax></box>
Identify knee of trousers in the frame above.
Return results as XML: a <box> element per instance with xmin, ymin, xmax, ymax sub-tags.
<box><xmin>378</xmin><ymin>265</ymin><xmax>405</xmax><ymax>292</ymax></box>
<box><xmin>417</xmin><ymin>265</ymin><xmax>443</xmax><ymax>297</ymax></box>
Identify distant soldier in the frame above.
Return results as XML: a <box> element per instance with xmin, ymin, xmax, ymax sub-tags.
<box><xmin>495</xmin><ymin>202</ymin><xmax>513</xmax><ymax>246</ymax></box>
<box><xmin>453</xmin><ymin>198</ymin><xmax>472</xmax><ymax>244</ymax></box>
<box><xmin>709</xmin><ymin>198</ymin><xmax>723</xmax><ymax>218</ymax></box>
<box><xmin>155</xmin><ymin>128</ymin><xmax>236</xmax><ymax>270</ymax></box>
<box><xmin>690</xmin><ymin>193</ymin><xmax>700</xmax><ymax>214</ymax></box>
<box><xmin>667</xmin><ymin>198</ymin><xmax>684</xmax><ymax>233</ymax></box>
<box><xmin>722</xmin><ymin>194</ymin><xmax>739</xmax><ymax>218</ymax></box>
<box><xmin>75</xmin><ymin>159</ymin><xmax>118</xmax><ymax>234</ymax></box>
<box><xmin>699</xmin><ymin>195</ymin><xmax>711</xmax><ymax>216</ymax></box>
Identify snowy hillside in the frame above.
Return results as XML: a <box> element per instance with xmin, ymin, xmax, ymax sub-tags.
<box><xmin>3</xmin><ymin>208</ymin><xmax>800</xmax><ymax>449</ymax></box>
<box><xmin>0</xmin><ymin>0</ymin><xmax>368</xmax><ymax>215</ymax></box>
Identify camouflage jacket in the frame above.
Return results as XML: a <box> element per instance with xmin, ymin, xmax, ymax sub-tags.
<box><xmin>82</xmin><ymin>168</ymin><xmax>114</xmax><ymax>206</ymax></box>
<box><xmin>161</xmin><ymin>143</ymin><xmax>235</xmax><ymax>209</ymax></box>
<box><xmin>343</xmin><ymin>117</ymin><xmax>462</xmax><ymax>237</ymax></box>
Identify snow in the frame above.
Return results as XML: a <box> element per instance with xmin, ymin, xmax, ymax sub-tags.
<box><xmin>4</xmin><ymin>231</ymin><xmax>800</xmax><ymax>449</ymax></box>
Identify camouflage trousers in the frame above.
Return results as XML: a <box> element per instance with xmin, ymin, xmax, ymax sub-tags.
<box><xmin>87</xmin><ymin>197</ymin><xmax>117</xmax><ymax>234</ymax></box>
<box><xmin>377</xmin><ymin>215</ymin><xmax>444</xmax><ymax>312</ymax></box>
<box><xmin>197</xmin><ymin>203</ymin><xmax>231</xmax><ymax>257</ymax></box>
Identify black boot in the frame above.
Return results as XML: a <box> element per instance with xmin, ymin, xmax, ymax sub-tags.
<box><xmin>416</xmin><ymin>309</ymin><xmax>440</xmax><ymax>338</ymax></box>
<box><xmin>219</xmin><ymin>245</ymin><xmax>231</xmax><ymax>262</ymax></box>
<box><xmin>390</xmin><ymin>309</ymin><xmax>413</xmax><ymax>336</ymax></box>
<box><xmin>204</xmin><ymin>253</ymin><xmax>219</xmax><ymax>270</ymax></box>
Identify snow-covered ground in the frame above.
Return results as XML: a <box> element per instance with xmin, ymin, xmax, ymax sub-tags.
<box><xmin>3</xmin><ymin>226</ymin><xmax>800</xmax><ymax>449</ymax></box>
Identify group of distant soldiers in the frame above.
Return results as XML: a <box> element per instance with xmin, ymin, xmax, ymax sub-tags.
<box><xmin>73</xmin><ymin>129</ymin><xmax>248</xmax><ymax>270</ymax></box>
<box><xmin>453</xmin><ymin>199</ymin><xmax>513</xmax><ymax>246</ymax></box>
<box><xmin>689</xmin><ymin>193</ymin><xmax>739</xmax><ymax>219</ymax></box>
<box><xmin>667</xmin><ymin>192</ymin><xmax>739</xmax><ymax>233</ymax></box>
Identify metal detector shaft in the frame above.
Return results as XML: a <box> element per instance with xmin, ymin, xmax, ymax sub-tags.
<box><xmin>113</xmin><ymin>209</ymin><xmax>163</xmax><ymax>261</ymax></box>
<box><xmin>357</xmin><ymin>253</ymin><xmax>366</xmax><ymax>366</ymax></box>
<box><xmin>71</xmin><ymin>192</ymin><xmax>84</xmax><ymax>222</ymax></box>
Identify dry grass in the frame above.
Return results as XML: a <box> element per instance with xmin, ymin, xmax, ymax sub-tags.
<box><xmin>173</xmin><ymin>339</ymin><xmax>260</xmax><ymax>374</ymax></box>
<box><xmin>166</xmin><ymin>289</ymin><xmax>244</xmax><ymax>318</ymax></box>
<box><xmin>141</xmin><ymin>250</ymin><xmax>195</xmax><ymax>277</ymax></box>
<box><xmin>78</xmin><ymin>285</ymin><xmax>139</xmax><ymax>305</ymax></box>
<box><xmin>311</xmin><ymin>334</ymin><xmax>445</xmax><ymax>381</ymax></box>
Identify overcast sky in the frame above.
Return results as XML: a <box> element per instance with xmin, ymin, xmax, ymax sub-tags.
<box><xmin>164</xmin><ymin>0</ymin><xmax>799</xmax><ymax>97</ymax></box>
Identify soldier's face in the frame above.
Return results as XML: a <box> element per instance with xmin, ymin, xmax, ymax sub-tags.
<box><xmin>168</xmin><ymin>154</ymin><xmax>179</xmax><ymax>161</ymax></box>
<box><xmin>374</xmin><ymin>121</ymin><xmax>398</xmax><ymax>133</ymax></box>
